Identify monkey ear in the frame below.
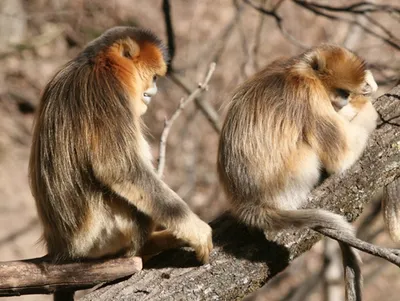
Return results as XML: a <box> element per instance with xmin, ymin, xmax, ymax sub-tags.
<box><xmin>309</xmin><ymin>51</ymin><xmax>326</xmax><ymax>72</ymax></box>
<box><xmin>120</xmin><ymin>39</ymin><xmax>140</xmax><ymax>59</ymax></box>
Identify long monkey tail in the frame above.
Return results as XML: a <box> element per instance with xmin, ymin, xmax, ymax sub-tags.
<box><xmin>235</xmin><ymin>206</ymin><xmax>362</xmax><ymax>301</ymax></box>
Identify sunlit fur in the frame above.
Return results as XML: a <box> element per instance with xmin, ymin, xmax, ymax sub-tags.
<box><xmin>217</xmin><ymin>45</ymin><xmax>378</xmax><ymax>300</ymax></box>
<box><xmin>218</xmin><ymin>44</ymin><xmax>377</xmax><ymax>227</ymax></box>
<box><xmin>29</xmin><ymin>27</ymin><xmax>212</xmax><ymax>267</ymax></box>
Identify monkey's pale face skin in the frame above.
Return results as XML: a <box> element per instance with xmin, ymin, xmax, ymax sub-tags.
<box><xmin>331</xmin><ymin>69</ymin><xmax>378</xmax><ymax>111</ymax></box>
<box><xmin>139</xmin><ymin>80</ymin><xmax>158</xmax><ymax>115</ymax></box>
<box><xmin>364</xmin><ymin>70</ymin><xmax>378</xmax><ymax>94</ymax></box>
<box><xmin>107</xmin><ymin>37</ymin><xmax>167</xmax><ymax>116</ymax></box>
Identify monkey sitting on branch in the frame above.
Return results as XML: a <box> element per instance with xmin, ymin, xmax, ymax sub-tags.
<box><xmin>29</xmin><ymin>26</ymin><xmax>212</xmax><ymax>301</ymax></box>
<box><xmin>217</xmin><ymin>45</ymin><xmax>380</xmax><ymax>300</ymax></box>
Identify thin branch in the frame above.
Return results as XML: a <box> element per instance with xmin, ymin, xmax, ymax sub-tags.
<box><xmin>157</xmin><ymin>63</ymin><xmax>217</xmax><ymax>177</ymax></box>
<box><xmin>243</xmin><ymin>0</ymin><xmax>309</xmax><ymax>49</ymax></box>
<box><xmin>315</xmin><ymin>228</ymin><xmax>400</xmax><ymax>267</ymax></box>
<box><xmin>0</xmin><ymin>256</ymin><xmax>142</xmax><ymax>297</ymax></box>
<box><xmin>292</xmin><ymin>0</ymin><xmax>400</xmax><ymax>50</ymax></box>
<box><xmin>162</xmin><ymin>0</ymin><xmax>176</xmax><ymax>71</ymax></box>
<box><xmin>364</xmin><ymin>14</ymin><xmax>398</xmax><ymax>41</ymax></box>
<box><xmin>168</xmin><ymin>72</ymin><xmax>221</xmax><ymax>134</ymax></box>
<box><xmin>301</xmin><ymin>1</ymin><xmax>400</xmax><ymax>14</ymax></box>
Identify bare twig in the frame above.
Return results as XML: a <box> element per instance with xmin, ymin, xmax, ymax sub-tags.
<box><xmin>162</xmin><ymin>0</ymin><xmax>176</xmax><ymax>70</ymax></box>
<box><xmin>168</xmin><ymin>72</ymin><xmax>221</xmax><ymax>134</ymax></box>
<box><xmin>315</xmin><ymin>228</ymin><xmax>400</xmax><ymax>267</ymax></box>
<box><xmin>292</xmin><ymin>0</ymin><xmax>400</xmax><ymax>50</ymax></box>
<box><xmin>299</xmin><ymin>1</ymin><xmax>400</xmax><ymax>14</ymax></box>
<box><xmin>157</xmin><ymin>63</ymin><xmax>217</xmax><ymax>177</ymax></box>
<box><xmin>0</xmin><ymin>256</ymin><xmax>142</xmax><ymax>297</ymax></box>
<box><xmin>243</xmin><ymin>0</ymin><xmax>309</xmax><ymax>49</ymax></box>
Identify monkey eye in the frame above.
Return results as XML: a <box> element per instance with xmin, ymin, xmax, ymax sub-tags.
<box><xmin>336</xmin><ymin>89</ymin><xmax>350</xmax><ymax>99</ymax></box>
<box><xmin>122</xmin><ymin>49</ymin><xmax>131</xmax><ymax>58</ymax></box>
<box><xmin>153</xmin><ymin>75</ymin><xmax>158</xmax><ymax>82</ymax></box>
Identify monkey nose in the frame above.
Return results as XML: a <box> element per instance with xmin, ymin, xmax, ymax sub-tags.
<box><xmin>142</xmin><ymin>85</ymin><xmax>158</xmax><ymax>105</ymax></box>
<box><xmin>142</xmin><ymin>93</ymin><xmax>152</xmax><ymax>105</ymax></box>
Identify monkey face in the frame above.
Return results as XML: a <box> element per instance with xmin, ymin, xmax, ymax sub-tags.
<box><xmin>304</xmin><ymin>45</ymin><xmax>377</xmax><ymax>111</ymax></box>
<box><xmin>106</xmin><ymin>35</ymin><xmax>167</xmax><ymax>116</ymax></box>
<box><xmin>138</xmin><ymin>75</ymin><xmax>159</xmax><ymax>115</ymax></box>
<box><xmin>330</xmin><ymin>69</ymin><xmax>378</xmax><ymax>111</ymax></box>
<box><xmin>363</xmin><ymin>70</ymin><xmax>378</xmax><ymax>95</ymax></box>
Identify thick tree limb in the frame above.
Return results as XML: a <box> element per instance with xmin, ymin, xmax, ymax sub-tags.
<box><xmin>80</xmin><ymin>86</ymin><xmax>400</xmax><ymax>301</ymax></box>
<box><xmin>1</xmin><ymin>87</ymin><xmax>398</xmax><ymax>299</ymax></box>
<box><xmin>0</xmin><ymin>256</ymin><xmax>142</xmax><ymax>297</ymax></box>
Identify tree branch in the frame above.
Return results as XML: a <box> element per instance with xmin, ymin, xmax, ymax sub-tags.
<box><xmin>79</xmin><ymin>85</ymin><xmax>400</xmax><ymax>301</ymax></box>
<box><xmin>1</xmin><ymin>87</ymin><xmax>398</xmax><ymax>300</ymax></box>
<box><xmin>298</xmin><ymin>1</ymin><xmax>400</xmax><ymax>14</ymax></box>
<box><xmin>161</xmin><ymin>0</ymin><xmax>176</xmax><ymax>71</ymax></box>
<box><xmin>168</xmin><ymin>72</ymin><xmax>221</xmax><ymax>134</ymax></box>
<box><xmin>0</xmin><ymin>256</ymin><xmax>142</xmax><ymax>297</ymax></box>
<box><xmin>292</xmin><ymin>0</ymin><xmax>400</xmax><ymax>50</ymax></box>
<box><xmin>244</xmin><ymin>0</ymin><xmax>309</xmax><ymax>49</ymax></box>
<box><xmin>157</xmin><ymin>63</ymin><xmax>217</xmax><ymax>177</ymax></box>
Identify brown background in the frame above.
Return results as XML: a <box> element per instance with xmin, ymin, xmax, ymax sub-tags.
<box><xmin>0</xmin><ymin>0</ymin><xmax>399</xmax><ymax>300</ymax></box>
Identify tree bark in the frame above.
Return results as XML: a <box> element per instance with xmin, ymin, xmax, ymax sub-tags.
<box><xmin>80</xmin><ymin>86</ymin><xmax>400</xmax><ymax>301</ymax></box>
<box><xmin>0</xmin><ymin>256</ymin><xmax>142</xmax><ymax>296</ymax></box>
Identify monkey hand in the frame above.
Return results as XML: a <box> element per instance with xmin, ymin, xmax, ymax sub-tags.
<box><xmin>349</xmin><ymin>98</ymin><xmax>378</xmax><ymax>134</ymax></box>
<box><xmin>338</xmin><ymin>96</ymin><xmax>378</xmax><ymax>132</ymax></box>
<box><xmin>175</xmin><ymin>216</ymin><xmax>213</xmax><ymax>264</ymax></box>
<box><xmin>338</xmin><ymin>102</ymin><xmax>359</xmax><ymax>121</ymax></box>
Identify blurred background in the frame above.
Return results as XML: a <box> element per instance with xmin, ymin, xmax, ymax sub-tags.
<box><xmin>0</xmin><ymin>0</ymin><xmax>399</xmax><ymax>300</ymax></box>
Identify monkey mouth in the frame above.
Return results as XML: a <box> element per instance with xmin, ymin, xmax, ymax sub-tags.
<box><xmin>142</xmin><ymin>93</ymin><xmax>152</xmax><ymax>105</ymax></box>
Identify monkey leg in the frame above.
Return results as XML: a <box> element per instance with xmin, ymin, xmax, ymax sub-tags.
<box><xmin>139</xmin><ymin>230</ymin><xmax>187</xmax><ymax>262</ymax></box>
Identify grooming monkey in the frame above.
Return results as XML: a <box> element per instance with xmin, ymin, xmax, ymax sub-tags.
<box><xmin>30</xmin><ymin>26</ymin><xmax>212</xmax><ymax>301</ymax></box>
<box><xmin>218</xmin><ymin>45</ymin><xmax>378</xmax><ymax>300</ymax></box>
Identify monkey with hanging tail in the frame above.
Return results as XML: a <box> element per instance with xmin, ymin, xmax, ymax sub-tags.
<box><xmin>218</xmin><ymin>45</ymin><xmax>379</xmax><ymax>301</ymax></box>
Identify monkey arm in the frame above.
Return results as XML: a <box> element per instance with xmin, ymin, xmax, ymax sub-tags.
<box><xmin>334</xmin><ymin>100</ymin><xmax>378</xmax><ymax>173</ymax></box>
<box><xmin>307</xmin><ymin>102</ymin><xmax>377</xmax><ymax>175</ymax></box>
<box><xmin>92</xmin><ymin>159</ymin><xmax>212</xmax><ymax>263</ymax></box>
